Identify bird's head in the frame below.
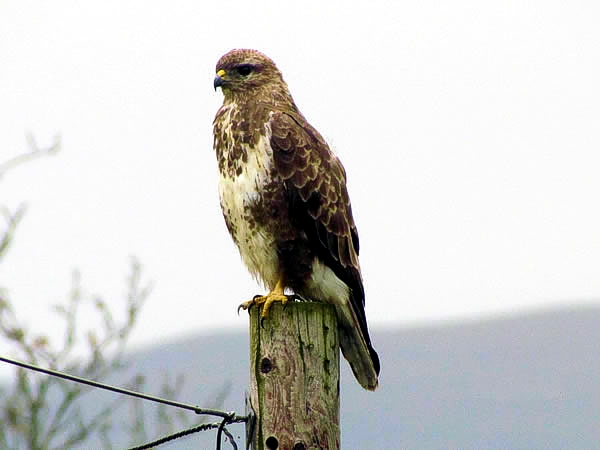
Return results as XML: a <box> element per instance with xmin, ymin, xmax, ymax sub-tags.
<box><xmin>213</xmin><ymin>49</ymin><xmax>291</xmax><ymax>103</ymax></box>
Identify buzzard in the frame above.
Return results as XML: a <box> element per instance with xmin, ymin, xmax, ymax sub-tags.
<box><xmin>212</xmin><ymin>49</ymin><xmax>380</xmax><ymax>390</ymax></box>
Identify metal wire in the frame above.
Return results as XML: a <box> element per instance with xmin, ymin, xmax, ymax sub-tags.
<box><xmin>0</xmin><ymin>355</ymin><xmax>246</xmax><ymax>421</ymax></box>
<box><xmin>128</xmin><ymin>418</ymin><xmax>245</xmax><ymax>450</ymax></box>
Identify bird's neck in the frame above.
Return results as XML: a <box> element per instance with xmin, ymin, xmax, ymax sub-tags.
<box><xmin>223</xmin><ymin>86</ymin><xmax>298</xmax><ymax>113</ymax></box>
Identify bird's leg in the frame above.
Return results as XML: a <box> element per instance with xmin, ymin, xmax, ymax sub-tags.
<box><xmin>238</xmin><ymin>279</ymin><xmax>289</xmax><ymax>318</ymax></box>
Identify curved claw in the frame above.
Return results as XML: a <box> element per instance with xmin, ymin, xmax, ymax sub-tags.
<box><xmin>238</xmin><ymin>282</ymin><xmax>290</xmax><ymax>321</ymax></box>
<box><xmin>238</xmin><ymin>294</ymin><xmax>266</xmax><ymax>315</ymax></box>
<box><xmin>237</xmin><ymin>304</ymin><xmax>245</xmax><ymax>315</ymax></box>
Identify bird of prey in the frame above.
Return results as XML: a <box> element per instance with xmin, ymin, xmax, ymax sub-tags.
<box><xmin>212</xmin><ymin>49</ymin><xmax>380</xmax><ymax>390</ymax></box>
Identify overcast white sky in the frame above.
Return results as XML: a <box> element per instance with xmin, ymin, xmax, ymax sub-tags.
<box><xmin>1</xmin><ymin>0</ymin><xmax>599</xmax><ymax>356</ymax></box>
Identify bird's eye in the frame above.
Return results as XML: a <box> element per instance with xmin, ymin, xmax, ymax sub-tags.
<box><xmin>236</xmin><ymin>65</ymin><xmax>253</xmax><ymax>76</ymax></box>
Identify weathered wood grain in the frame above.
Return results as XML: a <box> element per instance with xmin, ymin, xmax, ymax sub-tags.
<box><xmin>248</xmin><ymin>302</ymin><xmax>340</xmax><ymax>450</ymax></box>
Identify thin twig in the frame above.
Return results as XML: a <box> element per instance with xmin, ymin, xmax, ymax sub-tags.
<box><xmin>0</xmin><ymin>133</ymin><xmax>61</xmax><ymax>178</ymax></box>
<box><xmin>0</xmin><ymin>204</ymin><xmax>26</xmax><ymax>257</ymax></box>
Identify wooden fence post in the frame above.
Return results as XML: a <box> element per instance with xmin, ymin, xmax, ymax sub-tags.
<box><xmin>247</xmin><ymin>302</ymin><xmax>340</xmax><ymax>450</ymax></box>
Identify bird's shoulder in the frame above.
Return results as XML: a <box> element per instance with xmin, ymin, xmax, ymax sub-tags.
<box><xmin>267</xmin><ymin>110</ymin><xmax>347</xmax><ymax>186</ymax></box>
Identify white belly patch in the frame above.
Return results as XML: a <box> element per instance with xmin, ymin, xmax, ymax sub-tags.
<box><xmin>218</xmin><ymin>135</ymin><xmax>280</xmax><ymax>289</ymax></box>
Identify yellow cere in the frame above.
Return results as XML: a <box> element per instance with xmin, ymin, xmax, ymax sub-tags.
<box><xmin>216</xmin><ymin>69</ymin><xmax>226</xmax><ymax>78</ymax></box>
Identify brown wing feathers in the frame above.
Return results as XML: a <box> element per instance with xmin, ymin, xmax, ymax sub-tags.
<box><xmin>270</xmin><ymin>112</ymin><xmax>380</xmax><ymax>376</ymax></box>
<box><xmin>270</xmin><ymin>112</ymin><xmax>358</xmax><ymax>271</ymax></box>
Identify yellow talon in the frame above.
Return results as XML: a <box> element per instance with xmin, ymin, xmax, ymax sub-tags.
<box><xmin>238</xmin><ymin>279</ymin><xmax>288</xmax><ymax>318</ymax></box>
<box><xmin>258</xmin><ymin>292</ymin><xmax>289</xmax><ymax>318</ymax></box>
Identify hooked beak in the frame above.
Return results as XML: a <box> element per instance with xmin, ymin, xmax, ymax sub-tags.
<box><xmin>214</xmin><ymin>76</ymin><xmax>224</xmax><ymax>91</ymax></box>
<box><xmin>214</xmin><ymin>69</ymin><xmax>226</xmax><ymax>91</ymax></box>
